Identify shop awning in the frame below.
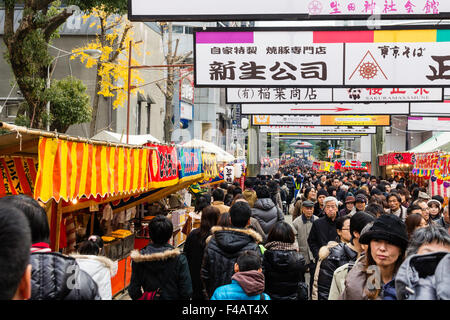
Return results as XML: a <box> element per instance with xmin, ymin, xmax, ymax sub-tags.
<box><xmin>179</xmin><ymin>139</ymin><xmax>235</xmax><ymax>163</ymax></box>
<box><xmin>408</xmin><ymin>132</ymin><xmax>450</xmax><ymax>153</ymax></box>
<box><xmin>92</xmin><ymin>130</ymin><xmax>160</xmax><ymax>145</ymax></box>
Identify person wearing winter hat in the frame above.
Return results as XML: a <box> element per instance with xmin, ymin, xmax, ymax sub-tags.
<box><xmin>211</xmin><ymin>250</ymin><xmax>270</xmax><ymax>300</ymax></box>
<box><xmin>339</xmin><ymin>214</ymin><xmax>408</xmax><ymax>300</ymax></box>
<box><xmin>314</xmin><ymin>189</ymin><xmax>329</xmax><ymax>218</ymax></box>
<box><xmin>427</xmin><ymin>199</ymin><xmax>443</xmax><ymax>222</ymax></box>
<box><xmin>338</xmin><ymin>196</ymin><xmax>356</xmax><ymax>218</ymax></box>
<box><xmin>355</xmin><ymin>194</ymin><xmax>368</xmax><ymax>212</ymax></box>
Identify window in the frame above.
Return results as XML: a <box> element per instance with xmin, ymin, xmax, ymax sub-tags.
<box><xmin>185</xmin><ymin>27</ymin><xmax>193</xmax><ymax>34</ymax></box>
<box><xmin>172</xmin><ymin>25</ymin><xmax>184</xmax><ymax>33</ymax></box>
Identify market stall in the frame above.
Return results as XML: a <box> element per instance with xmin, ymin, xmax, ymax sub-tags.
<box><xmin>334</xmin><ymin>160</ymin><xmax>371</xmax><ymax>173</ymax></box>
<box><xmin>0</xmin><ymin>122</ymin><xmax>216</xmax><ymax>298</ymax></box>
<box><xmin>378</xmin><ymin>152</ymin><xmax>415</xmax><ymax>180</ymax></box>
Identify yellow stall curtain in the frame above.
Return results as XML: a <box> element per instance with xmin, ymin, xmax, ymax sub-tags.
<box><xmin>34</xmin><ymin>137</ymin><xmax>150</xmax><ymax>203</ymax></box>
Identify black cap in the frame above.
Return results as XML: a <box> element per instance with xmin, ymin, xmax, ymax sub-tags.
<box><xmin>302</xmin><ymin>200</ymin><xmax>315</xmax><ymax>207</ymax></box>
<box><xmin>359</xmin><ymin>214</ymin><xmax>408</xmax><ymax>251</ymax></box>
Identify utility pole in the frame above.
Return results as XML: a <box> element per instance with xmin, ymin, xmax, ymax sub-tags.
<box><xmin>371</xmin><ymin>127</ymin><xmax>385</xmax><ymax>177</ymax></box>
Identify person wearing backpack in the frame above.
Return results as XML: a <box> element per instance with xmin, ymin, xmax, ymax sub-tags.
<box><xmin>211</xmin><ymin>250</ymin><xmax>270</xmax><ymax>300</ymax></box>
<box><xmin>263</xmin><ymin>222</ymin><xmax>307</xmax><ymax>300</ymax></box>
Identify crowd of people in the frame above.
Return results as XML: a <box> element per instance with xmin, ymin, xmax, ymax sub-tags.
<box><xmin>1</xmin><ymin>163</ymin><xmax>449</xmax><ymax>301</ymax></box>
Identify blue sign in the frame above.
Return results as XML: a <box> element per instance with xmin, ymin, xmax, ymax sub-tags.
<box><xmin>177</xmin><ymin>147</ymin><xmax>202</xmax><ymax>182</ymax></box>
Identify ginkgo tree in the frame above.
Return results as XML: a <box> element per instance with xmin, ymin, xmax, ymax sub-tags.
<box><xmin>71</xmin><ymin>6</ymin><xmax>146</xmax><ymax>137</ymax></box>
<box><xmin>2</xmin><ymin>0</ymin><xmax>128</xmax><ymax>130</ymax></box>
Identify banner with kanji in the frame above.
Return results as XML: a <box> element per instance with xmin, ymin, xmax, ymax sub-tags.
<box><xmin>0</xmin><ymin>156</ymin><xmax>38</xmax><ymax>197</ymax></box>
<box><xmin>201</xmin><ymin>152</ymin><xmax>218</xmax><ymax>181</ymax></box>
<box><xmin>34</xmin><ymin>138</ymin><xmax>150</xmax><ymax>203</ymax></box>
<box><xmin>379</xmin><ymin>152</ymin><xmax>416</xmax><ymax>166</ymax></box>
<box><xmin>177</xmin><ymin>147</ymin><xmax>203</xmax><ymax>182</ymax></box>
<box><xmin>146</xmin><ymin>143</ymin><xmax>179</xmax><ymax>189</ymax></box>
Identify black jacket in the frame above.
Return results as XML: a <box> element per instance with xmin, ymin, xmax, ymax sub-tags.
<box><xmin>263</xmin><ymin>248</ymin><xmax>306</xmax><ymax>300</ymax></box>
<box><xmin>316</xmin><ymin>242</ymin><xmax>358</xmax><ymax>300</ymax></box>
<box><xmin>30</xmin><ymin>252</ymin><xmax>100</xmax><ymax>300</ymax></box>
<box><xmin>183</xmin><ymin>228</ymin><xmax>208</xmax><ymax>300</ymax></box>
<box><xmin>129</xmin><ymin>243</ymin><xmax>192</xmax><ymax>300</ymax></box>
<box><xmin>200</xmin><ymin>226</ymin><xmax>263</xmax><ymax>298</ymax></box>
<box><xmin>307</xmin><ymin>216</ymin><xmax>338</xmax><ymax>261</ymax></box>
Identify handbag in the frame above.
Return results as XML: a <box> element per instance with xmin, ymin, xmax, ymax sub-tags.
<box><xmin>138</xmin><ymin>288</ymin><xmax>162</xmax><ymax>300</ymax></box>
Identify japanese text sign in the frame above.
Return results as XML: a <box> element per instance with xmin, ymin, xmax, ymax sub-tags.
<box><xmin>259</xmin><ymin>126</ymin><xmax>376</xmax><ymax>134</ymax></box>
<box><xmin>252</xmin><ymin>115</ymin><xmax>390</xmax><ymax>126</ymax></box>
<box><xmin>227</xmin><ymin>87</ymin><xmax>443</xmax><ymax>104</ymax></box>
<box><xmin>129</xmin><ymin>0</ymin><xmax>450</xmax><ymax>21</ymax></box>
<box><xmin>145</xmin><ymin>143</ymin><xmax>179</xmax><ymax>188</ymax></box>
<box><xmin>195</xmin><ymin>28</ymin><xmax>450</xmax><ymax>88</ymax></box>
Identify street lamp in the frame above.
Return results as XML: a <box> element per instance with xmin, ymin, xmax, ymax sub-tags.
<box><xmin>46</xmin><ymin>47</ymin><xmax>102</xmax><ymax>131</ymax></box>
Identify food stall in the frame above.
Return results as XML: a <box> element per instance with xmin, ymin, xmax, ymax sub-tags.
<box><xmin>378</xmin><ymin>152</ymin><xmax>415</xmax><ymax>180</ymax></box>
<box><xmin>0</xmin><ymin>122</ymin><xmax>217</xmax><ymax>298</ymax></box>
<box><xmin>334</xmin><ymin>160</ymin><xmax>371</xmax><ymax>173</ymax></box>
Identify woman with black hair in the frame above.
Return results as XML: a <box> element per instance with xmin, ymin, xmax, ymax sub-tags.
<box><xmin>183</xmin><ymin>205</ymin><xmax>220</xmax><ymax>300</ymax></box>
<box><xmin>72</xmin><ymin>235</ymin><xmax>117</xmax><ymax>300</ymax></box>
<box><xmin>340</xmin><ymin>214</ymin><xmax>408</xmax><ymax>300</ymax></box>
<box><xmin>262</xmin><ymin>221</ymin><xmax>307</xmax><ymax>300</ymax></box>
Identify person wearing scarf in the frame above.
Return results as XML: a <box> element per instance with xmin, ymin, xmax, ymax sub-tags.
<box><xmin>211</xmin><ymin>251</ymin><xmax>270</xmax><ymax>300</ymax></box>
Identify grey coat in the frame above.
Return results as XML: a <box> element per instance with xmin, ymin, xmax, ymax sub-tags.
<box><xmin>395</xmin><ymin>251</ymin><xmax>450</xmax><ymax>300</ymax></box>
<box><xmin>292</xmin><ymin>214</ymin><xmax>318</xmax><ymax>265</ymax></box>
<box><xmin>251</xmin><ymin>198</ymin><xmax>284</xmax><ymax>236</ymax></box>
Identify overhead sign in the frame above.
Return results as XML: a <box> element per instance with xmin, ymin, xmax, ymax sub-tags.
<box><xmin>252</xmin><ymin>115</ymin><xmax>390</xmax><ymax>126</ymax></box>
<box><xmin>407</xmin><ymin>117</ymin><xmax>450</xmax><ymax>131</ymax></box>
<box><xmin>410</xmin><ymin>101</ymin><xmax>450</xmax><ymax>116</ymax></box>
<box><xmin>279</xmin><ymin>136</ymin><xmax>356</xmax><ymax>140</ymax></box>
<box><xmin>241</xmin><ymin>103</ymin><xmax>409</xmax><ymax>115</ymax></box>
<box><xmin>306</xmin><ymin>0</ymin><xmax>450</xmax><ymax>18</ymax></box>
<box><xmin>129</xmin><ymin>0</ymin><xmax>450</xmax><ymax>21</ymax></box>
<box><xmin>227</xmin><ymin>87</ymin><xmax>443</xmax><ymax>104</ymax></box>
<box><xmin>195</xmin><ymin>28</ymin><xmax>450</xmax><ymax>88</ymax></box>
<box><xmin>260</xmin><ymin>126</ymin><xmax>376</xmax><ymax>134</ymax></box>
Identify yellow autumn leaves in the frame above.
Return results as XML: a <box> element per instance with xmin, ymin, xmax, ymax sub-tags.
<box><xmin>71</xmin><ymin>7</ymin><xmax>146</xmax><ymax>109</ymax></box>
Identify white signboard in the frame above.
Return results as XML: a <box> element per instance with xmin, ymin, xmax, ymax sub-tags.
<box><xmin>410</xmin><ymin>101</ymin><xmax>450</xmax><ymax>116</ymax></box>
<box><xmin>241</xmin><ymin>103</ymin><xmax>409</xmax><ymax>115</ymax></box>
<box><xmin>408</xmin><ymin>117</ymin><xmax>450</xmax><ymax>131</ymax></box>
<box><xmin>227</xmin><ymin>87</ymin><xmax>442</xmax><ymax>103</ymax></box>
<box><xmin>260</xmin><ymin>126</ymin><xmax>377</xmax><ymax>134</ymax></box>
<box><xmin>195</xmin><ymin>28</ymin><xmax>450</xmax><ymax>88</ymax></box>
<box><xmin>333</xmin><ymin>87</ymin><xmax>443</xmax><ymax>103</ymax></box>
<box><xmin>278</xmin><ymin>136</ymin><xmax>356</xmax><ymax>140</ymax></box>
<box><xmin>129</xmin><ymin>0</ymin><xmax>450</xmax><ymax>21</ymax></box>
<box><xmin>224</xmin><ymin>166</ymin><xmax>234</xmax><ymax>183</ymax></box>
<box><xmin>306</xmin><ymin>0</ymin><xmax>450</xmax><ymax>17</ymax></box>
<box><xmin>227</xmin><ymin>88</ymin><xmax>333</xmax><ymax>103</ymax></box>
<box><xmin>252</xmin><ymin>115</ymin><xmax>389</xmax><ymax>126</ymax></box>
<box><xmin>180</xmin><ymin>101</ymin><xmax>193</xmax><ymax>120</ymax></box>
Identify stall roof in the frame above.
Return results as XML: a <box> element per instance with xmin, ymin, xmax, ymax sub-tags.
<box><xmin>91</xmin><ymin>130</ymin><xmax>161</xmax><ymax>145</ymax></box>
<box><xmin>408</xmin><ymin>132</ymin><xmax>450</xmax><ymax>153</ymax></box>
<box><xmin>0</xmin><ymin>122</ymin><xmax>156</xmax><ymax>158</ymax></box>
<box><xmin>179</xmin><ymin>139</ymin><xmax>235</xmax><ymax>163</ymax></box>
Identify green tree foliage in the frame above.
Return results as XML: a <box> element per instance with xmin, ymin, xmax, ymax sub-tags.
<box><xmin>314</xmin><ymin>140</ymin><xmax>330</xmax><ymax>161</ymax></box>
<box><xmin>2</xmin><ymin>0</ymin><xmax>127</xmax><ymax>130</ymax></box>
<box><xmin>44</xmin><ymin>76</ymin><xmax>92</xmax><ymax>133</ymax></box>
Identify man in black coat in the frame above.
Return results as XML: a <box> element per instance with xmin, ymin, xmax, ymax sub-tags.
<box><xmin>129</xmin><ymin>215</ymin><xmax>192</xmax><ymax>300</ymax></box>
<box><xmin>307</xmin><ymin>196</ymin><xmax>339</xmax><ymax>262</ymax></box>
<box><xmin>200</xmin><ymin>201</ymin><xmax>263</xmax><ymax>299</ymax></box>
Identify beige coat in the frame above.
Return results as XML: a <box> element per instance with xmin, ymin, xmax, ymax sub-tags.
<box><xmin>328</xmin><ymin>255</ymin><xmax>365</xmax><ymax>300</ymax></box>
<box><xmin>292</xmin><ymin>214</ymin><xmax>318</xmax><ymax>265</ymax></box>
<box><xmin>212</xmin><ymin>201</ymin><xmax>230</xmax><ymax>214</ymax></box>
